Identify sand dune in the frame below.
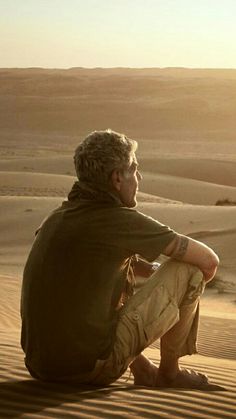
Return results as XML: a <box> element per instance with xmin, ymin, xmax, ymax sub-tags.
<box><xmin>0</xmin><ymin>171</ymin><xmax>74</xmax><ymax>197</ymax></box>
<box><xmin>1</xmin><ymin>68</ymin><xmax>236</xmax><ymax>141</ymax></box>
<box><xmin>0</xmin><ymin>172</ymin><xmax>181</xmax><ymax>203</ymax></box>
<box><xmin>140</xmin><ymin>172</ymin><xmax>236</xmax><ymax>205</ymax></box>
<box><xmin>2</xmin><ymin>156</ymin><xmax>236</xmax><ymax>188</ymax></box>
<box><xmin>0</xmin><ymin>344</ymin><xmax>235</xmax><ymax>419</ymax></box>
<box><xmin>0</xmin><ymin>333</ymin><xmax>235</xmax><ymax>419</ymax></box>
<box><xmin>0</xmin><ymin>156</ymin><xmax>75</xmax><ymax>176</ymax></box>
<box><xmin>1</xmin><ymin>167</ymin><xmax>236</xmax><ymax>205</ymax></box>
<box><xmin>1</xmin><ymin>68</ymin><xmax>236</xmax><ymax>418</ymax></box>
<box><xmin>140</xmin><ymin>157</ymin><xmax>236</xmax><ymax>187</ymax></box>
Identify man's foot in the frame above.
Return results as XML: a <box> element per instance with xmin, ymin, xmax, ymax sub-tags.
<box><xmin>131</xmin><ymin>354</ymin><xmax>225</xmax><ymax>390</ymax></box>
<box><xmin>130</xmin><ymin>354</ymin><xmax>159</xmax><ymax>387</ymax></box>
<box><xmin>156</xmin><ymin>368</ymin><xmax>225</xmax><ymax>390</ymax></box>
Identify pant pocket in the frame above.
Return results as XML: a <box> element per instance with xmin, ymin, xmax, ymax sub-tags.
<box><xmin>184</xmin><ymin>271</ymin><xmax>205</xmax><ymax>304</ymax></box>
<box><xmin>111</xmin><ymin>300</ymin><xmax>180</xmax><ymax>379</ymax></box>
<box><xmin>143</xmin><ymin>300</ymin><xmax>180</xmax><ymax>346</ymax></box>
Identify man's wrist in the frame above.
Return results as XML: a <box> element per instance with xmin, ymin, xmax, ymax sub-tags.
<box><xmin>151</xmin><ymin>262</ymin><xmax>160</xmax><ymax>273</ymax></box>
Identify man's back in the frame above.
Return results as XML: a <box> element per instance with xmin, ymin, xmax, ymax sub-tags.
<box><xmin>21</xmin><ymin>187</ymin><xmax>175</xmax><ymax>381</ymax></box>
<box><xmin>21</xmin><ymin>197</ymin><xmax>131</xmax><ymax>379</ymax></box>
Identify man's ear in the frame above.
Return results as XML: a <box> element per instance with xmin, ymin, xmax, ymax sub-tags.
<box><xmin>111</xmin><ymin>169</ymin><xmax>123</xmax><ymax>191</ymax></box>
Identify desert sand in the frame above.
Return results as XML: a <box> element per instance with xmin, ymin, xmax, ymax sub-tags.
<box><xmin>0</xmin><ymin>68</ymin><xmax>236</xmax><ymax>418</ymax></box>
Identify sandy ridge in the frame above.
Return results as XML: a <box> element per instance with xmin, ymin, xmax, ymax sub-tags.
<box><xmin>1</xmin><ymin>156</ymin><xmax>236</xmax><ymax>188</ymax></box>
<box><xmin>141</xmin><ymin>172</ymin><xmax>236</xmax><ymax>205</ymax></box>
<box><xmin>2</xmin><ymin>169</ymin><xmax>236</xmax><ymax>205</ymax></box>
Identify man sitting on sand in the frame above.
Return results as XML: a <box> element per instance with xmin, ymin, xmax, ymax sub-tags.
<box><xmin>21</xmin><ymin>129</ymin><xmax>219</xmax><ymax>388</ymax></box>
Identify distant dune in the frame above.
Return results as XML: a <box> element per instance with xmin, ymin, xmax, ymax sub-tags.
<box><xmin>0</xmin><ymin>171</ymin><xmax>74</xmax><ymax>197</ymax></box>
<box><xmin>0</xmin><ymin>156</ymin><xmax>75</xmax><ymax>176</ymax></box>
<box><xmin>1</xmin><ymin>156</ymin><xmax>236</xmax><ymax>187</ymax></box>
<box><xmin>1</xmin><ymin>68</ymin><xmax>236</xmax><ymax>142</ymax></box>
<box><xmin>1</xmin><ymin>169</ymin><xmax>236</xmax><ymax>205</ymax></box>
<box><xmin>139</xmin><ymin>157</ymin><xmax>236</xmax><ymax>187</ymax></box>
<box><xmin>140</xmin><ymin>172</ymin><xmax>236</xmax><ymax>205</ymax></box>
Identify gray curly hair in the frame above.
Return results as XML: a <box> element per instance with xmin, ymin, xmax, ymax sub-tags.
<box><xmin>74</xmin><ymin>129</ymin><xmax>137</xmax><ymax>184</ymax></box>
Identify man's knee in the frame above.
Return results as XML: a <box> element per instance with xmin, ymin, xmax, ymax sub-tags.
<box><xmin>158</xmin><ymin>259</ymin><xmax>202</xmax><ymax>282</ymax></box>
<box><xmin>164</xmin><ymin>259</ymin><xmax>202</xmax><ymax>279</ymax></box>
<box><xmin>156</xmin><ymin>259</ymin><xmax>205</xmax><ymax>304</ymax></box>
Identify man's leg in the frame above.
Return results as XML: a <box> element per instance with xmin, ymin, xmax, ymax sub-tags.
<box><xmin>130</xmin><ymin>260</ymin><xmax>206</xmax><ymax>387</ymax></box>
<box><xmin>90</xmin><ymin>260</ymin><xmax>205</xmax><ymax>387</ymax></box>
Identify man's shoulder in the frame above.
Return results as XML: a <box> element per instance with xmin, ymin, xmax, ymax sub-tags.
<box><xmin>105</xmin><ymin>206</ymin><xmax>160</xmax><ymax>231</ymax></box>
<box><xmin>116</xmin><ymin>206</ymin><xmax>156</xmax><ymax>220</ymax></box>
<box><xmin>106</xmin><ymin>205</ymin><xmax>148</xmax><ymax>218</ymax></box>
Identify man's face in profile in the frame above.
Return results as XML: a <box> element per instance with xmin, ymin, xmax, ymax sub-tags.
<box><xmin>117</xmin><ymin>155</ymin><xmax>142</xmax><ymax>208</ymax></box>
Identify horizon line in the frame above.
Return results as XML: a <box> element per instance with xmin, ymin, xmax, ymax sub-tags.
<box><xmin>1</xmin><ymin>66</ymin><xmax>236</xmax><ymax>71</ymax></box>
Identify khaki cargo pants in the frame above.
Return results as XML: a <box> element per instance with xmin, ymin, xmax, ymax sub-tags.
<box><xmin>76</xmin><ymin>260</ymin><xmax>205</xmax><ymax>386</ymax></box>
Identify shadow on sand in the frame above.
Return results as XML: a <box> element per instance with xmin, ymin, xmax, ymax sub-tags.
<box><xmin>0</xmin><ymin>378</ymin><xmax>226</xmax><ymax>418</ymax></box>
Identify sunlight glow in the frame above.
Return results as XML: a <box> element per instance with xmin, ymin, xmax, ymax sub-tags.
<box><xmin>1</xmin><ymin>0</ymin><xmax>236</xmax><ymax>68</ymax></box>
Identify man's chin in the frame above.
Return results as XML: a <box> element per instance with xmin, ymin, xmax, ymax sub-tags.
<box><xmin>121</xmin><ymin>194</ymin><xmax>137</xmax><ymax>208</ymax></box>
<box><xmin>128</xmin><ymin>198</ymin><xmax>137</xmax><ymax>208</ymax></box>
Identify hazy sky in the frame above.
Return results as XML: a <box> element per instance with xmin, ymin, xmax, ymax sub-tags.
<box><xmin>1</xmin><ymin>0</ymin><xmax>236</xmax><ymax>68</ymax></box>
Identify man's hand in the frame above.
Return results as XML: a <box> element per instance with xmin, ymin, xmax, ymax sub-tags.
<box><xmin>163</xmin><ymin>234</ymin><xmax>219</xmax><ymax>283</ymax></box>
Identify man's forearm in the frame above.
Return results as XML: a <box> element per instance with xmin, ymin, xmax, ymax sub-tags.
<box><xmin>164</xmin><ymin>234</ymin><xmax>219</xmax><ymax>282</ymax></box>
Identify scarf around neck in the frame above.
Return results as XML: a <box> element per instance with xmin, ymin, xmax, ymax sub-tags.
<box><xmin>67</xmin><ymin>180</ymin><xmax>123</xmax><ymax>206</ymax></box>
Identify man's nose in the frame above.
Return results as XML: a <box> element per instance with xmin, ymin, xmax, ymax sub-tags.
<box><xmin>137</xmin><ymin>170</ymin><xmax>143</xmax><ymax>181</ymax></box>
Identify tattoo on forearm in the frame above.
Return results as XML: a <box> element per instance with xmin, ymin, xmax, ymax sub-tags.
<box><xmin>173</xmin><ymin>235</ymin><xmax>189</xmax><ymax>259</ymax></box>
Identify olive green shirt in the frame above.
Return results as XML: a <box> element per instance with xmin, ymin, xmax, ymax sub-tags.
<box><xmin>21</xmin><ymin>197</ymin><xmax>176</xmax><ymax>381</ymax></box>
